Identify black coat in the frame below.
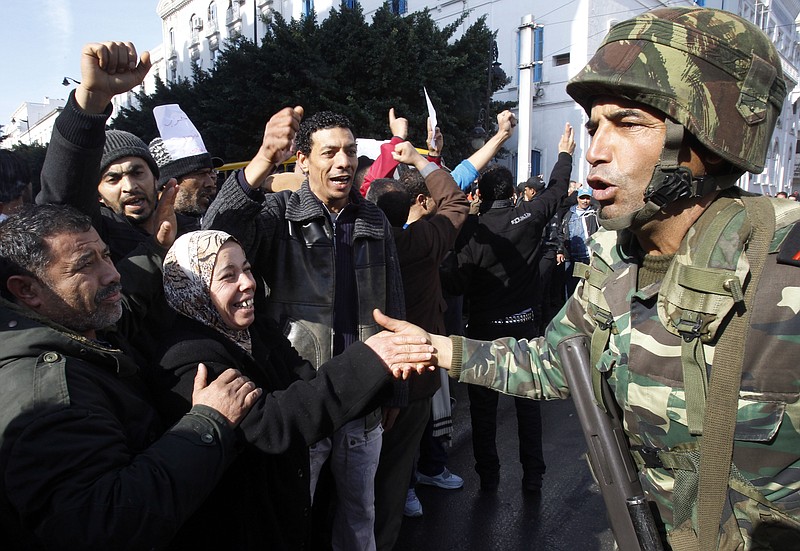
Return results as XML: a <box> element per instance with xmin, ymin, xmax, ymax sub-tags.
<box><xmin>442</xmin><ymin>152</ymin><xmax>573</xmax><ymax>324</ymax></box>
<box><xmin>0</xmin><ymin>300</ymin><xmax>237</xmax><ymax>551</ymax></box>
<box><xmin>154</xmin><ymin>315</ymin><xmax>392</xmax><ymax>550</ymax></box>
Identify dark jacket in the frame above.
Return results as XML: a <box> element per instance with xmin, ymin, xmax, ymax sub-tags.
<box><xmin>0</xmin><ymin>299</ymin><xmax>236</xmax><ymax>551</ymax></box>
<box><xmin>37</xmin><ymin>92</ymin><xmax>150</xmax><ymax>263</ymax></box>
<box><xmin>36</xmin><ymin>92</ymin><xmax>187</xmax><ymax>365</ymax></box>
<box><xmin>443</xmin><ymin>152</ymin><xmax>572</xmax><ymax>324</ymax></box>
<box><xmin>204</xmin><ymin>177</ymin><xmax>406</xmax><ymax>401</ymax></box>
<box><xmin>393</xmin><ymin>167</ymin><xmax>468</xmax><ymax>400</ymax></box>
<box><xmin>154</xmin><ymin>315</ymin><xmax>392</xmax><ymax>550</ymax></box>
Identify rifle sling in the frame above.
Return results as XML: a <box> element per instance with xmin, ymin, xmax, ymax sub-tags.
<box><xmin>697</xmin><ymin>195</ymin><xmax>774</xmax><ymax>550</ymax></box>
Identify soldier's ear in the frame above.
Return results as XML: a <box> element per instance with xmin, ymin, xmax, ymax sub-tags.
<box><xmin>6</xmin><ymin>275</ymin><xmax>46</xmax><ymax>309</ymax></box>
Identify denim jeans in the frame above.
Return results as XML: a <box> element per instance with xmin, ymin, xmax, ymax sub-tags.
<box><xmin>309</xmin><ymin>415</ymin><xmax>383</xmax><ymax>551</ymax></box>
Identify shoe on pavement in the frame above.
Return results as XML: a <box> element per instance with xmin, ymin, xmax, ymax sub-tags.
<box><xmin>522</xmin><ymin>473</ymin><xmax>543</xmax><ymax>493</ymax></box>
<box><xmin>416</xmin><ymin>467</ymin><xmax>464</xmax><ymax>490</ymax></box>
<box><xmin>404</xmin><ymin>489</ymin><xmax>423</xmax><ymax>517</ymax></box>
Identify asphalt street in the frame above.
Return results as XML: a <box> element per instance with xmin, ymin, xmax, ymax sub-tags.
<box><xmin>395</xmin><ymin>380</ymin><xmax>617</xmax><ymax>551</ymax></box>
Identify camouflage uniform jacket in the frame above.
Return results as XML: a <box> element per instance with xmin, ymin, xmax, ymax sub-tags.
<box><xmin>450</xmin><ymin>191</ymin><xmax>800</xmax><ymax>548</ymax></box>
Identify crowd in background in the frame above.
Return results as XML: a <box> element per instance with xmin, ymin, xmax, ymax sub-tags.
<box><xmin>3</xmin><ymin>6</ymin><xmax>800</xmax><ymax>550</ymax></box>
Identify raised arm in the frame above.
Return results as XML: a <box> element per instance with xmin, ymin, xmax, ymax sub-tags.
<box><xmin>242</xmin><ymin>106</ymin><xmax>304</xmax><ymax>190</ymax></box>
<box><xmin>360</xmin><ymin>108</ymin><xmax>409</xmax><ymax>196</ymax></box>
<box><xmin>38</xmin><ymin>42</ymin><xmax>151</xmax><ymax>234</ymax></box>
<box><xmin>450</xmin><ymin>110</ymin><xmax>517</xmax><ymax>191</ymax></box>
<box><xmin>391</xmin><ymin>141</ymin><xmax>468</xmax><ymax>255</ymax></box>
<box><xmin>75</xmin><ymin>41</ymin><xmax>153</xmax><ymax>115</ymax></box>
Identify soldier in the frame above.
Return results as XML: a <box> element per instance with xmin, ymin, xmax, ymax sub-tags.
<box><xmin>378</xmin><ymin>7</ymin><xmax>800</xmax><ymax>549</ymax></box>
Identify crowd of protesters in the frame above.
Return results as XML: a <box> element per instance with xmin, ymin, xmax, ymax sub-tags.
<box><xmin>0</xmin><ymin>38</ymin><xmax>574</xmax><ymax>551</ymax></box>
<box><xmin>3</xmin><ymin>5</ymin><xmax>800</xmax><ymax>550</ymax></box>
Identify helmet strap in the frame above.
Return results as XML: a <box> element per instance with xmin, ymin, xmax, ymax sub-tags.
<box><xmin>599</xmin><ymin>120</ymin><xmax>736</xmax><ymax>231</ymax></box>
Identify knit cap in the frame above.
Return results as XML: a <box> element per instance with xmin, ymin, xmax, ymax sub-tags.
<box><xmin>102</xmin><ymin>130</ymin><xmax>160</xmax><ymax>179</ymax></box>
<box><xmin>149</xmin><ymin>104</ymin><xmax>215</xmax><ymax>187</ymax></box>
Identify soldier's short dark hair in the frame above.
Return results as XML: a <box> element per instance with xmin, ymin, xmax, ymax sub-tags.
<box><xmin>0</xmin><ymin>204</ymin><xmax>93</xmax><ymax>299</ymax></box>
<box><xmin>295</xmin><ymin>111</ymin><xmax>353</xmax><ymax>156</ymax></box>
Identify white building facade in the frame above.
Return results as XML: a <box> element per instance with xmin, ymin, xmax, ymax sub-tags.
<box><xmin>2</xmin><ymin>97</ymin><xmax>66</xmax><ymax>148</ymax></box>
<box><xmin>155</xmin><ymin>0</ymin><xmax>800</xmax><ymax>194</ymax></box>
<box><xmin>9</xmin><ymin>1</ymin><xmax>794</xmax><ymax>190</ymax></box>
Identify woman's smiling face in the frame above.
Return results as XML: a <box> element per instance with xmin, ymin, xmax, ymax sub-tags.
<box><xmin>210</xmin><ymin>241</ymin><xmax>256</xmax><ymax>330</ymax></box>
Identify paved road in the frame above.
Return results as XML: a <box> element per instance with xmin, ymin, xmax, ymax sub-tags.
<box><xmin>395</xmin><ymin>380</ymin><xmax>616</xmax><ymax>551</ymax></box>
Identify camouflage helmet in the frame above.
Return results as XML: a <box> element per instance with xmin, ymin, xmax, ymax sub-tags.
<box><xmin>566</xmin><ymin>7</ymin><xmax>786</xmax><ymax>174</ymax></box>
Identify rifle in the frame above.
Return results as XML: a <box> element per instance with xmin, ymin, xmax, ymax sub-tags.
<box><xmin>557</xmin><ymin>335</ymin><xmax>663</xmax><ymax>551</ymax></box>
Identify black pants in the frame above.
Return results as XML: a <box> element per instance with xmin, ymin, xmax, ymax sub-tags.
<box><xmin>466</xmin><ymin>319</ymin><xmax>545</xmax><ymax>481</ymax></box>
<box><xmin>417</xmin><ymin>406</ymin><xmax>450</xmax><ymax>477</ymax></box>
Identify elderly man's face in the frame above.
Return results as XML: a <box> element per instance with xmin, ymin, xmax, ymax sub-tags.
<box><xmin>98</xmin><ymin>157</ymin><xmax>158</xmax><ymax>227</ymax></box>
<box><xmin>176</xmin><ymin>168</ymin><xmax>218</xmax><ymax>216</ymax></box>
<box><xmin>36</xmin><ymin>228</ymin><xmax>123</xmax><ymax>339</ymax></box>
<box><xmin>298</xmin><ymin>127</ymin><xmax>358</xmax><ymax>213</ymax></box>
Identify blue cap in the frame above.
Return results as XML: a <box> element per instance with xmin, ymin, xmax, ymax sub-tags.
<box><xmin>577</xmin><ymin>186</ymin><xmax>593</xmax><ymax>197</ymax></box>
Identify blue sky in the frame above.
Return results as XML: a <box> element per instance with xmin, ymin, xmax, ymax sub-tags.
<box><xmin>1</xmin><ymin>0</ymin><xmax>163</xmax><ymax>123</ymax></box>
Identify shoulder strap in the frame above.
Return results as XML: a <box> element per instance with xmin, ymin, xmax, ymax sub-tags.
<box><xmin>697</xmin><ymin>195</ymin><xmax>775</xmax><ymax>550</ymax></box>
<box><xmin>656</xmin><ymin>194</ymin><xmax>758</xmax><ymax>436</ymax></box>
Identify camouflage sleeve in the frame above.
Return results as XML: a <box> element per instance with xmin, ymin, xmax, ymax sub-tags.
<box><xmin>449</xmin><ymin>272</ymin><xmax>598</xmax><ymax>401</ymax></box>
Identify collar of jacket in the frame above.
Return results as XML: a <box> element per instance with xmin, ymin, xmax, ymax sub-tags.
<box><xmin>480</xmin><ymin>199</ymin><xmax>515</xmax><ymax>213</ymax></box>
<box><xmin>0</xmin><ymin>297</ymin><xmax>139</xmax><ymax>377</ymax></box>
<box><xmin>285</xmin><ymin>180</ymin><xmax>387</xmax><ymax>240</ymax></box>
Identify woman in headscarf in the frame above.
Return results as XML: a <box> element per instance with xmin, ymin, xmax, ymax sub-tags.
<box><xmin>154</xmin><ymin>230</ymin><xmax>431</xmax><ymax>550</ymax></box>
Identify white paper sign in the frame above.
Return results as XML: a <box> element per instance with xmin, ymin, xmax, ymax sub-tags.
<box><xmin>423</xmin><ymin>87</ymin><xmax>438</xmax><ymax>151</ymax></box>
<box><xmin>153</xmin><ymin>104</ymin><xmax>208</xmax><ymax>159</ymax></box>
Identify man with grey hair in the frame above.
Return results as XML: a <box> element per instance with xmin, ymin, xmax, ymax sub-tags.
<box><xmin>0</xmin><ymin>203</ymin><xmax>260</xmax><ymax>550</ymax></box>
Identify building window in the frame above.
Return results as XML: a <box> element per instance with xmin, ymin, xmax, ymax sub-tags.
<box><xmin>391</xmin><ymin>0</ymin><xmax>408</xmax><ymax>14</ymax></box>
<box><xmin>226</xmin><ymin>0</ymin><xmax>241</xmax><ymax>24</ymax></box>
<box><xmin>533</xmin><ymin>26</ymin><xmax>543</xmax><ymax>83</ymax></box>
<box><xmin>344</xmin><ymin>0</ymin><xmax>356</xmax><ymax>7</ymax></box>
<box><xmin>191</xmin><ymin>13</ymin><xmax>203</xmax><ymax>44</ymax></box>
<box><xmin>302</xmin><ymin>0</ymin><xmax>313</xmax><ymax>16</ymax></box>
<box><xmin>553</xmin><ymin>53</ymin><xmax>569</xmax><ymax>66</ymax></box>
<box><xmin>755</xmin><ymin>1</ymin><xmax>768</xmax><ymax>32</ymax></box>
<box><xmin>208</xmin><ymin>2</ymin><xmax>218</xmax><ymax>32</ymax></box>
<box><xmin>531</xmin><ymin>150</ymin><xmax>541</xmax><ymax>179</ymax></box>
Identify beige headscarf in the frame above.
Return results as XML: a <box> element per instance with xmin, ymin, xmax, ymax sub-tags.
<box><xmin>163</xmin><ymin>230</ymin><xmax>252</xmax><ymax>353</ymax></box>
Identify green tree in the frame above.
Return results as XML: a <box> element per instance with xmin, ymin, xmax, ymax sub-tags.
<box><xmin>111</xmin><ymin>1</ymin><xmax>513</xmax><ymax>165</ymax></box>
